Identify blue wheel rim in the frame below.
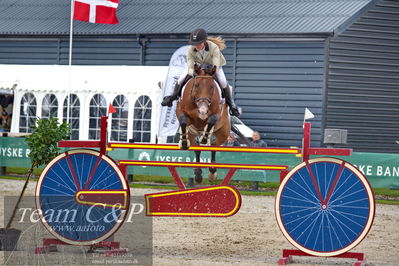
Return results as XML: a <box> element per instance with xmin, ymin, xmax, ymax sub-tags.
<box><xmin>35</xmin><ymin>149</ymin><xmax>129</xmax><ymax>245</ymax></box>
<box><xmin>275</xmin><ymin>158</ymin><xmax>375</xmax><ymax>256</ymax></box>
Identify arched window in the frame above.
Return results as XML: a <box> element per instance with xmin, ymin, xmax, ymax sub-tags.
<box><xmin>19</xmin><ymin>93</ymin><xmax>37</xmax><ymax>133</ymax></box>
<box><xmin>89</xmin><ymin>94</ymin><xmax>107</xmax><ymax>140</ymax></box>
<box><xmin>111</xmin><ymin>95</ymin><xmax>128</xmax><ymax>142</ymax></box>
<box><xmin>133</xmin><ymin>95</ymin><xmax>152</xmax><ymax>143</ymax></box>
<box><xmin>63</xmin><ymin>94</ymin><xmax>80</xmax><ymax>140</ymax></box>
<box><xmin>42</xmin><ymin>94</ymin><xmax>58</xmax><ymax>118</ymax></box>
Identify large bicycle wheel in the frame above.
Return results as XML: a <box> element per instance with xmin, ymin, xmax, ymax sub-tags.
<box><xmin>35</xmin><ymin>149</ymin><xmax>130</xmax><ymax>245</ymax></box>
<box><xmin>275</xmin><ymin>157</ymin><xmax>375</xmax><ymax>257</ymax></box>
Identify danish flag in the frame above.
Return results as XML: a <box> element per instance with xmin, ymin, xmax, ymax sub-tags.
<box><xmin>73</xmin><ymin>0</ymin><xmax>119</xmax><ymax>24</ymax></box>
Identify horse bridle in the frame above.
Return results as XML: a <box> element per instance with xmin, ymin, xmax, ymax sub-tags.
<box><xmin>191</xmin><ymin>75</ymin><xmax>215</xmax><ymax>106</ymax></box>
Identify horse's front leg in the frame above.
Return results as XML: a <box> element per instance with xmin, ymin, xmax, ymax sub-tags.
<box><xmin>194</xmin><ymin>150</ymin><xmax>203</xmax><ymax>184</ymax></box>
<box><xmin>199</xmin><ymin>114</ymin><xmax>219</xmax><ymax>145</ymax></box>
<box><xmin>178</xmin><ymin>114</ymin><xmax>190</xmax><ymax>150</ymax></box>
<box><xmin>208</xmin><ymin>150</ymin><xmax>217</xmax><ymax>183</ymax></box>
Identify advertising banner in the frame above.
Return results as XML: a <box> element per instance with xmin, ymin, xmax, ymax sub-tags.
<box><xmin>0</xmin><ymin>136</ymin><xmax>31</xmax><ymax>166</ymax></box>
<box><xmin>1</xmin><ymin>137</ymin><xmax>399</xmax><ymax>189</ymax></box>
<box><xmin>157</xmin><ymin>45</ymin><xmax>189</xmax><ymax>137</ymax></box>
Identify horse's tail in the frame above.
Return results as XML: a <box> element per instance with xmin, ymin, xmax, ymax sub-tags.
<box><xmin>207</xmin><ymin>36</ymin><xmax>226</xmax><ymax>51</ymax></box>
<box><xmin>231</xmin><ymin>121</ymin><xmax>251</xmax><ymax>146</ymax></box>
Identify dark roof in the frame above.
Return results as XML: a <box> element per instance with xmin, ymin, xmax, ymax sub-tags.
<box><xmin>0</xmin><ymin>0</ymin><xmax>373</xmax><ymax>35</ymax></box>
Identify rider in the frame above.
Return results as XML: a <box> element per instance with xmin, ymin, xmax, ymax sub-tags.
<box><xmin>161</xmin><ymin>28</ymin><xmax>241</xmax><ymax>117</ymax></box>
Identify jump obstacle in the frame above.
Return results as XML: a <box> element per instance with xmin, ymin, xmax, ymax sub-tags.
<box><xmin>34</xmin><ymin>116</ymin><xmax>374</xmax><ymax>265</ymax></box>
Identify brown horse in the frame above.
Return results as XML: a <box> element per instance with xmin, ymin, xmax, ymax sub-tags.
<box><xmin>176</xmin><ymin>64</ymin><xmax>231</xmax><ymax>184</ymax></box>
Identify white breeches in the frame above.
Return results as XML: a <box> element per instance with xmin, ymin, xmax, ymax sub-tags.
<box><xmin>178</xmin><ymin>67</ymin><xmax>228</xmax><ymax>88</ymax></box>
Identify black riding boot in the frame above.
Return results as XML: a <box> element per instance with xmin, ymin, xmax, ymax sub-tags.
<box><xmin>223</xmin><ymin>86</ymin><xmax>241</xmax><ymax>117</ymax></box>
<box><xmin>161</xmin><ymin>83</ymin><xmax>180</xmax><ymax>107</ymax></box>
<box><xmin>161</xmin><ymin>75</ymin><xmax>191</xmax><ymax>107</ymax></box>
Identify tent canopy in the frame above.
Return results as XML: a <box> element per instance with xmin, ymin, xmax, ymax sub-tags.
<box><xmin>0</xmin><ymin>65</ymin><xmax>168</xmax><ymax>94</ymax></box>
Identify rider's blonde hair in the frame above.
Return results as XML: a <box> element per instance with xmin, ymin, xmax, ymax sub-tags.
<box><xmin>207</xmin><ymin>36</ymin><xmax>226</xmax><ymax>51</ymax></box>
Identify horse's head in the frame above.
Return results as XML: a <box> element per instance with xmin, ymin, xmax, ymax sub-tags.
<box><xmin>194</xmin><ymin>63</ymin><xmax>217</xmax><ymax>76</ymax></box>
<box><xmin>192</xmin><ymin>64</ymin><xmax>218</xmax><ymax>120</ymax></box>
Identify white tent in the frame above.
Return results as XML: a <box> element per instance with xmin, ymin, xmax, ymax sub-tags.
<box><xmin>0</xmin><ymin>65</ymin><xmax>168</xmax><ymax>142</ymax></box>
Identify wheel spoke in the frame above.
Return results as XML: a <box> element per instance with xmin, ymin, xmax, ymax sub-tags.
<box><xmin>284</xmin><ymin>186</ymin><xmax>319</xmax><ymax>205</ymax></box>
<box><xmin>330</xmin><ymin>186</ymin><xmax>364</xmax><ymax>205</ymax></box>
<box><xmin>47</xmin><ymin>169</ymin><xmax>76</xmax><ymax>194</ymax></box>
<box><xmin>87</xmin><ymin>163</ymin><xmax>113</xmax><ymax>189</ymax></box>
<box><xmin>329</xmin><ymin>172</ymin><xmax>355</xmax><ymax>202</ymax></box>
<box><xmin>292</xmin><ymin>171</ymin><xmax>320</xmax><ymax>202</ymax></box>
<box><xmin>330</xmin><ymin>209</ymin><xmax>366</xmax><ymax>228</ymax></box>
<box><xmin>280</xmin><ymin>205</ymin><xmax>318</xmax><ymax>216</ymax></box>
<box><xmin>41</xmin><ymin>185</ymin><xmax>72</xmax><ymax>196</ymax></box>
<box><xmin>56</xmin><ymin>159</ymin><xmax>78</xmax><ymax>191</ymax></box>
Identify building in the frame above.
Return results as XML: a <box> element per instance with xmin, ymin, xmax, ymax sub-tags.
<box><xmin>0</xmin><ymin>65</ymin><xmax>167</xmax><ymax>142</ymax></box>
<box><xmin>0</xmin><ymin>0</ymin><xmax>398</xmax><ymax>152</ymax></box>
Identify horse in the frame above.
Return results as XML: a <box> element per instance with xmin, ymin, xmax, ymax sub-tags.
<box><xmin>175</xmin><ymin>63</ymin><xmax>231</xmax><ymax>184</ymax></box>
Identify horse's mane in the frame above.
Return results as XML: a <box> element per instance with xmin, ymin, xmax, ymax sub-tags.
<box><xmin>207</xmin><ymin>36</ymin><xmax>225</xmax><ymax>51</ymax></box>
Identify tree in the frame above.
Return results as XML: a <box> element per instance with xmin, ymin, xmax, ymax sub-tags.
<box><xmin>6</xmin><ymin>117</ymin><xmax>70</xmax><ymax>229</ymax></box>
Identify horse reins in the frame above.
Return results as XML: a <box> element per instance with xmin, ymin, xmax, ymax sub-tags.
<box><xmin>191</xmin><ymin>75</ymin><xmax>215</xmax><ymax>106</ymax></box>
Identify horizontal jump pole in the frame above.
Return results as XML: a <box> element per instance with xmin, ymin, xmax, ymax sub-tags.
<box><xmin>110</xmin><ymin>143</ymin><xmax>301</xmax><ymax>154</ymax></box>
<box><xmin>308</xmin><ymin>147</ymin><xmax>352</xmax><ymax>156</ymax></box>
<box><xmin>118</xmin><ymin>160</ymin><xmax>288</xmax><ymax>171</ymax></box>
<box><xmin>58</xmin><ymin>140</ymin><xmax>102</xmax><ymax>148</ymax></box>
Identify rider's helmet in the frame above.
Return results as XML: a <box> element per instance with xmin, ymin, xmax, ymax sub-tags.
<box><xmin>189</xmin><ymin>28</ymin><xmax>208</xmax><ymax>45</ymax></box>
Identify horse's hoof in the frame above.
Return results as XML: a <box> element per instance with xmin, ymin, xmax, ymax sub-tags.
<box><xmin>199</xmin><ymin>135</ymin><xmax>208</xmax><ymax>145</ymax></box>
<box><xmin>194</xmin><ymin>168</ymin><xmax>203</xmax><ymax>184</ymax></box>
<box><xmin>187</xmin><ymin>178</ymin><xmax>195</xmax><ymax>188</ymax></box>
<box><xmin>179</xmin><ymin>139</ymin><xmax>190</xmax><ymax>150</ymax></box>
<box><xmin>195</xmin><ymin>175</ymin><xmax>203</xmax><ymax>184</ymax></box>
<box><xmin>208</xmin><ymin>172</ymin><xmax>218</xmax><ymax>184</ymax></box>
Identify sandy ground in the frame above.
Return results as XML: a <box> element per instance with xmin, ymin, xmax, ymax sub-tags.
<box><xmin>1</xmin><ymin>179</ymin><xmax>399</xmax><ymax>266</ymax></box>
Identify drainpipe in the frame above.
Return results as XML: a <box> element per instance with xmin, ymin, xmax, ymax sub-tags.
<box><xmin>137</xmin><ymin>35</ymin><xmax>146</xmax><ymax>65</ymax></box>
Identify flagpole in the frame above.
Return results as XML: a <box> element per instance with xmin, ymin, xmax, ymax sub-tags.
<box><xmin>69</xmin><ymin>0</ymin><xmax>74</xmax><ymax>67</ymax></box>
<box><xmin>67</xmin><ymin>0</ymin><xmax>75</xmax><ymax>132</ymax></box>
